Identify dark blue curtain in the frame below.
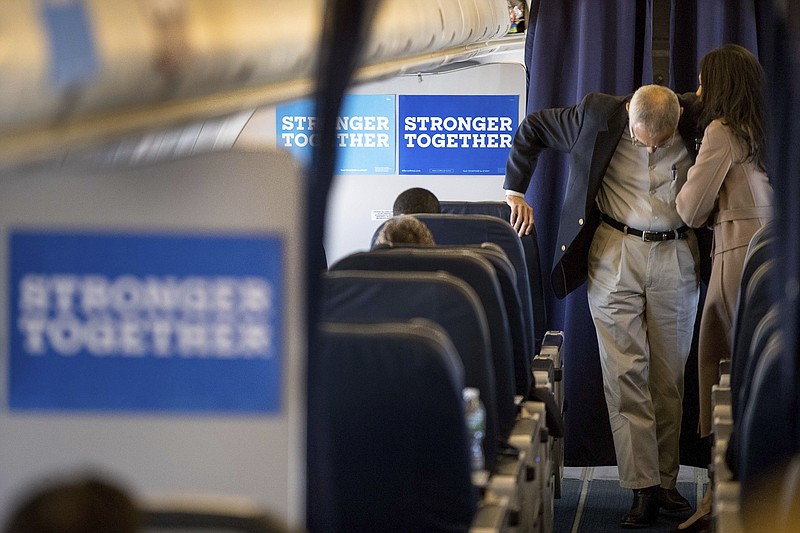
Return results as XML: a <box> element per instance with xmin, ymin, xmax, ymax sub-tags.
<box><xmin>671</xmin><ymin>0</ymin><xmax>771</xmax><ymax>92</ymax></box>
<box><xmin>524</xmin><ymin>0</ymin><xmax>769</xmax><ymax>467</ymax></box>
<box><xmin>524</xmin><ymin>0</ymin><xmax>651</xmax><ymax>467</ymax></box>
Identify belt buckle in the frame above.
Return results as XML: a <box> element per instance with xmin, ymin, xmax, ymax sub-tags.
<box><xmin>642</xmin><ymin>230</ymin><xmax>677</xmax><ymax>242</ymax></box>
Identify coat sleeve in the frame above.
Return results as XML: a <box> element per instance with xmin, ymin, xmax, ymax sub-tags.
<box><xmin>676</xmin><ymin>120</ymin><xmax>732</xmax><ymax>227</ymax></box>
<box><xmin>503</xmin><ymin>95</ymin><xmax>588</xmax><ymax>194</ymax></box>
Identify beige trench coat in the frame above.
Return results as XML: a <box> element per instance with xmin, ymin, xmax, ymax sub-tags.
<box><xmin>676</xmin><ymin>119</ymin><xmax>773</xmax><ymax>437</ymax></box>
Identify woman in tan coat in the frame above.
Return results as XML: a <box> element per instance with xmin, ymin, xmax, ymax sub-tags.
<box><xmin>675</xmin><ymin>44</ymin><xmax>773</xmax><ymax>531</ymax></box>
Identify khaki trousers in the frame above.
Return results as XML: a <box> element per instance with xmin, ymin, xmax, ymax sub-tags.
<box><xmin>587</xmin><ymin>222</ymin><xmax>699</xmax><ymax>489</ymax></box>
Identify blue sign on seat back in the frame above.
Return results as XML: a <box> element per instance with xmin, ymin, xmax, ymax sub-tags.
<box><xmin>330</xmin><ymin>247</ymin><xmax>518</xmax><ymax>436</ymax></box>
<box><xmin>321</xmin><ymin>270</ymin><xmax>498</xmax><ymax>469</ymax></box>
<box><xmin>0</xmin><ymin>149</ymin><xmax>305</xmax><ymax>527</ymax></box>
<box><xmin>309</xmin><ymin>321</ymin><xmax>476</xmax><ymax>532</ymax></box>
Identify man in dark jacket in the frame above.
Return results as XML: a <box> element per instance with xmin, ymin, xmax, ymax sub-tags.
<box><xmin>504</xmin><ymin>85</ymin><xmax>701</xmax><ymax>528</ymax></box>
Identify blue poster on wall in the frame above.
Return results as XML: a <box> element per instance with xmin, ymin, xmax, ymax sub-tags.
<box><xmin>399</xmin><ymin>95</ymin><xmax>518</xmax><ymax>175</ymax></box>
<box><xmin>277</xmin><ymin>94</ymin><xmax>396</xmax><ymax>174</ymax></box>
<box><xmin>8</xmin><ymin>230</ymin><xmax>284</xmax><ymax>413</ymax></box>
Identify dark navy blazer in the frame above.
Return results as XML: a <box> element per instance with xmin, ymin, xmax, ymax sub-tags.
<box><xmin>504</xmin><ymin>92</ymin><xmax>702</xmax><ymax>299</ymax></box>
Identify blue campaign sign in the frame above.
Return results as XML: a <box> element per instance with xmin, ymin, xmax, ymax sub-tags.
<box><xmin>399</xmin><ymin>95</ymin><xmax>518</xmax><ymax>175</ymax></box>
<box><xmin>277</xmin><ymin>94</ymin><xmax>396</xmax><ymax>174</ymax></box>
<box><xmin>8</xmin><ymin>230</ymin><xmax>284</xmax><ymax>413</ymax></box>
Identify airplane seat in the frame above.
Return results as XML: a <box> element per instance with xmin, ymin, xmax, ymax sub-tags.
<box><xmin>450</xmin><ymin>243</ymin><xmax>566</xmax><ymax>444</ymax></box>
<box><xmin>439</xmin><ymin>200</ymin><xmax>512</xmax><ymax>220</ymax></box>
<box><xmin>412</xmin><ymin>214</ymin><xmax>536</xmax><ymax>353</ymax></box>
<box><xmin>716</xmin><ymin>248</ymin><xmax>777</xmax><ymax>527</ymax></box>
<box><xmin>715</xmin><ymin>302</ymin><xmax>780</xmax><ymax>532</ymax></box>
<box><xmin>439</xmin><ymin>201</ymin><xmax>549</xmax><ymax>352</ymax></box>
<box><xmin>725</xmin><ymin>258</ymin><xmax>777</xmax><ymax>477</ymax></box>
<box><xmin>330</xmin><ymin>247</ymin><xmax>522</xmax><ymax>410</ymax></box>
<box><xmin>321</xmin><ymin>270</ymin><xmax>500</xmax><ymax>470</ymax></box>
<box><xmin>309</xmin><ymin>320</ymin><xmax>509</xmax><ymax>533</ymax></box>
<box><xmin>328</xmin><ymin>248</ymin><xmax>536</xmax><ymax>527</ymax></box>
<box><xmin>411</xmin><ymin>216</ymin><xmax>564</xmax><ymax>440</ymax></box>
<box><xmin>725</xmin><ymin>303</ymin><xmax>779</xmax><ymax>479</ymax></box>
<box><xmin>728</xmin><ymin>222</ymin><xmax>775</xmax><ymax>406</ymax></box>
<box><xmin>0</xmin><ymin>149</ymin><xmax>306</xmax><ymax>527</ymax></box>
<box><xmin>455</xmin><ymin>243</ymin><xmax>533</xmax><ymax>381</ymax></box>
<box><xmin>371</xmin><ymin>208</ymin><xmax>544</xmax><ymax>351</ymax></box>
<box><xmin>435</xmin><ymin>242</ymin><xmax>534</xmax><ymax>384</ymax></box>
<box><xmin>736</xmin><ymin>330</ymin><xmax>794</xmax><ymax>525</ymax></box>
<box><xmin>736</xmin><ymin>221</ymin><xmax>775</xmax><ymax>302</ymax></box>
<box><xmin>320</xmin><ymin>269</ymin><xmax>542</xmax><ymax>531</ymax></box>
<box><xmin>436</xmin><ymin>241</ymin><xmax>536</xmax><ymax>397</ymax></box>
<box><xmin>141</xmin><ymin>506</ymin><xmax>290</xmax><ymax>533</ymax></box>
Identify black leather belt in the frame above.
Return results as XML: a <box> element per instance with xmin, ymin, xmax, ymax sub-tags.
<box><xmin>600</xmin><ymin>213</ymin><xmax>689</xmax><ymax>242</ymax></box>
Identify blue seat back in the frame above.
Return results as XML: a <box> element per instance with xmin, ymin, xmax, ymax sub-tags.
<box><xmin>730</xmin><ymin>259</ymin><xmax>777</xmax><ymax>428</ymax></box>
<box><xmin>738</xmin><ymin>330</ymin><xmax>794</xmax><ymax>508</ymax></box>
<box><xmin>413</xmin><ymin>213</ymin><xmax>538</xmax><ymax>352</ymax></box>
<box><xmin>731</xmin><ymin>222</ymin><xmax>775</xmax><ymax>371</ymax></box>
<box><xmin>727</xmin><ymin>303</ymin><xmax>779</xmax><ymax>478</ymax></box>
<box><xmin>450</xmin><ymin>243</ymin><xmax>532</xmax><ymax>390</ymax></box>
<box><xmin>309</xmin><ymin>320</ymin><xmax>476</xmax><ymax>532</ymax></box>
<box><xmin>330</xmin><ymin>247</ymin><xmax>519</xmax><ymax>436</ymax></box>
<box><xmin>434</xmin><ymin>242</ymin><xmax>532</xmax><ymax>394</ymax></box>
<box><xmin>439</xmin><ymin>201</ymin><xmax>548</xmax><ymax>350</ymax></box>
<box><xmin>439</xmin><ymin>200</ymin><xmax>512</xmax><ymax>220</ymax></box>
<box><xmin>737</xmin><ymin>221</ymin><xmax>775</xmax><ymax>298</ymax></box>
<box><xmin>321</xmin><ymin>270</ymin><xmax>498</xmax><ymax>468</ymax></box>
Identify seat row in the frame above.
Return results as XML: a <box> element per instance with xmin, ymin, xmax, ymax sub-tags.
<box><xmin>308</xmin><ymin>204</ymin><xmax>565</xmax><ymax>532</ymax></box>
<box><xmin>710</xmin><ymin>221</ymin><xmax>799</xmax><ymax>531</ymax></box>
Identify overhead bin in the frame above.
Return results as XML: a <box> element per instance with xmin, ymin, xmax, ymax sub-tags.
<box><xmin>364</xmin><ymin>0</ymin><xmax>510</xmax><ymax>62</ymax></box>
<box><xmin>0</xmin><ymin>0</ymin><xmax>322</xmax><ymax>130</ymax></box>
<box><xmin>0</xmin><ymin>0</ymin><xmax>512</xmax><ymax>166</ymax></box>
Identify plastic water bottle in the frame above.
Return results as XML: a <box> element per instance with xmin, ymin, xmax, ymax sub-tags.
<box><xmin>463</xmin><ymin>387</ymin><xmax>486</xmax><ymax>473</ymax></box>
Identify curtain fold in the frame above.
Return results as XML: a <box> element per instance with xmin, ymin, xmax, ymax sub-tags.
<box><xmin>670</xmin><ymin>0</ymin><xmax>766</xmax><ymax>92</ymax></box>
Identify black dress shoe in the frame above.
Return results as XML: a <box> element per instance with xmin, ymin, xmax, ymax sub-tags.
<box><xmin>657</xmin><ymin>486</ymin><xmax>692</xmax><ymax>514</ymax></box>
<box><xmin>621</xmin><ymin>486</ymin><xmax>660</xmax><ymax>528</ymax></box>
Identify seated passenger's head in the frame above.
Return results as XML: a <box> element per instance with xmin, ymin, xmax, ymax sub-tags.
<box><xmin>375</xmin><ymin>215</ymin><xmax>435</xmax><ymax>246</ymax></box>
<box><xmin>4</xmin><ymin>475</ymin><xmax>140</xmax><ymax>533</ymax></box>
<box><xmin>392</xmin><ymin>187</ymin><xmax>440</xmax><ymax>216</ymax></box>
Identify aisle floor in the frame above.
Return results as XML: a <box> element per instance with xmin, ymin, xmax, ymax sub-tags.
<box><xmin>553</xmin><ymin>466</ymin><xmax>709</xmax><ymax>532</ymax></box>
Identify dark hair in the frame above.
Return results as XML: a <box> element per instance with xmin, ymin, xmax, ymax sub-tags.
<box><xmin>698</xmin><ymin>43</ymin><xmax>766</xmax><ymax>172</ymax></box>
<box><xmin>392</xmin><ymin>187</ymin><xmax>440</xmax><ymax>216</ymax></box>
<box><xmin>4</xmin><ymin>476</ymin><xmax>140</xmax><ymax>533</ymax></box>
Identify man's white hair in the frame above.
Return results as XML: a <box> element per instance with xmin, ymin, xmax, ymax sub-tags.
<box><xmin>629</xmin><ymin>84</ymin><xmax>680</xmax><ymax>138</ymax></box>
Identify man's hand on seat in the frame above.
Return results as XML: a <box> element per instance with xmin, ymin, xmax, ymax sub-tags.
<box><xmin>506</xmin><ymin>194</ymin><xmax>534</xmax><ymax>237</ymax></box>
